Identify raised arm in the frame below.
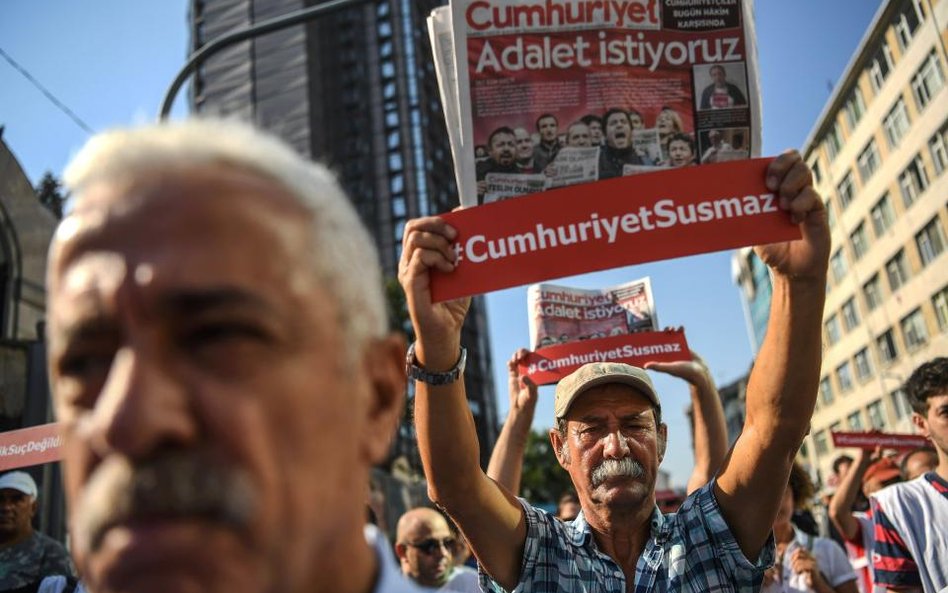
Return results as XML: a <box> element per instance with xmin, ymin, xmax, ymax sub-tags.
<box><xmin>714</xmin><ymin>150</ymin><xmax>831</xmax><ymax>559</ymax></box>
<box><xmin>486</xmin><ymin>349</ymin><xmax>539</xmax><ymax>495</ymax></box>
<box><xmin>646</xmin><ymin>350</ymin><xmax>727</xmax><ymax>494</ymax></box>
<box><xmin>829</xmin><ymin>447</ymin><xmax>877</xmax><ymax>541</ymax></box>
<box><xmin>398</xmin><ymin>217</ymin><xmax>526</xmax><ymax>589</ymax></box>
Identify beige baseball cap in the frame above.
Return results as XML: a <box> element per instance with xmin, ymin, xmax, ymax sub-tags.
<box><xmin>554</xmin><ymin>362</ymin><xmax>661</xmax><ymax>420</ymax></box>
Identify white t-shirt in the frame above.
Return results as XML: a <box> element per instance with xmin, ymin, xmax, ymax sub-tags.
<box><xmin>443</xmin><ymin>565</ymin><xmax>481</xmax><ymax>592</ymax></box>
<box><xmin>870</xmin><ymin>472</ymin><xmax>948</xmax><ymax>593</ymax></box>
<box><xmin>760</xmin><ymin>527</ymin><xmax>857</xmax><ymax>593</ymax></box>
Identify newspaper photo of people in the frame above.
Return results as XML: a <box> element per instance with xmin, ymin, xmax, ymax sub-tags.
<box><xmin>429</xmin><ymin>0</ymin><xmax>762</xmax><ymax>206</ymax></box>
<box><xmin>527</xmin><ymin>277</ymin><xmax>658</xmax><ymax>351</ymax></box>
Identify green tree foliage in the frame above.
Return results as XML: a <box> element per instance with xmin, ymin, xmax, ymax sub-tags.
<box><xmin>519</xmin><ymin>429</ymin><xmax>574</xmax><ymax>505</ymax></box>
<box><xmin>385</xmin><ymin>276</ymin><xmax>412</xmax><ymax>338</ymax></box>
<box><xmin>35</xmin><ymin>171</ymin><xmax>66</xmax><ymax>219</ymax></box>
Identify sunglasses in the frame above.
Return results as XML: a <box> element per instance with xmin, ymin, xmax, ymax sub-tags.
<box><xmin>404</xmin><ymin>537</ymin><xmax>456</xmax><ymax>555</ymax></box>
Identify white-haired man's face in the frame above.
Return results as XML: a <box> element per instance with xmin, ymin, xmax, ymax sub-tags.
<box><xmin>47</xmin><ymin>164</ymin><xmax>405</xmax><ymax>593</ymax></box>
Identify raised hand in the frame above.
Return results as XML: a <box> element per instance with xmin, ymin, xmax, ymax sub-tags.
<box><xmin>755</xmin><ymin>150</ymin><xmax>830</xmax><ymax>283</ymax></box>
<box><xmin>507</xmin><ymin>348</ymin><xmax>538</xmax><ymax>414</ymax></box>
<box><xmin>398</xmin><ymin>216</ymin><xmax>470</xmax><ymax>368</ymax></box>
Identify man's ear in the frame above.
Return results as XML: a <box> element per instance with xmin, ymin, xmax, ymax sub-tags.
<box><xmin>394</xmin><ymin>542</ymin><xmax>408</xmax><ymax>561</ymax></box>
<box><xmin>30</xmin><ymin>499</ymin><xmax>38</xmax><ymax>518</ymax></box>
<box><xmin>911</xmin><ymin>411</ymin><xmax>929</xmax><ymax>439</ymax></box>
<box><xmin>657</xmin><ymin>423</ymin><xmax>668</xmax><ymax>463</ymax></box>
<box><xmin>361</xmin><ymin>332</ymin><xmax>408</xmax><ymax>464</ymax></box>
<box><xmin>550</xmin><ymin>428</ymin><xmax>570</xmax><ymax>470</ymax></box>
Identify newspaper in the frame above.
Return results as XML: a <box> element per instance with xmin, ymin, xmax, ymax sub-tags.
<box><xmin>527</xmin><ymin>277</ymin><xmax>658</xmax><ymax>350</ymax></box>
<box><xmin>429</xmin><ymin>0</ymin><xmax>762</xmax><ymax>207</ymax></box>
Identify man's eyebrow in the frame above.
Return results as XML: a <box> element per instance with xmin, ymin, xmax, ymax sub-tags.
<box><xmin>59</xmin><ymin>315</ymin><xmax>118</xmax><ymax>344</ymax></box>
<box><xmin>159</xmin><ymin>287</ymin><xmax>275</xmax><ymax>316</ymax></box>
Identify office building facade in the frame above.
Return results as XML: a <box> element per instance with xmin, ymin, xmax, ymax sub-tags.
<box><xmin>188</xmin><ymin>0</ymin><xmax>498</xmax><ymax>473</ymax></box>
<box><xmin>735</xmin><ymin>0</ymin><xmax>948</xmax><ymax>483</ymax></box>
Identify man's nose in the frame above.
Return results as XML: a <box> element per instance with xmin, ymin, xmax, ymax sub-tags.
<box><xmin>89</xmin><ymin>347</ymin><xmax>198</xmax><ymax>460</ymax></box>
<box><xmin>602</xmin><ymin>430</ymin><xmax>630</xmax><ymax>459</ymax></box>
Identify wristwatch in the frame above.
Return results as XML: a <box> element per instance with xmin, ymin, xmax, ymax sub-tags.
<box><xmin>405</xmin><ymin>342</ymin><xmax>467</xmax><ymax>385</ymax></box>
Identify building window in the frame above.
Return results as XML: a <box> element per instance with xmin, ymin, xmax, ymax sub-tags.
<box><xmin>820</xmin><ymin>376</ymin><xmax>835</xmax><ymax>406</ymax></box>
<box><xmin>867</xmin><ymin>400</ymin><xmax>886</xmax><ymax>429</ymax></box>
<box><xmin>900</xmin><ymin>308</ymin><xmax>929</xmax><ymax>351</ymax></box>
<box><xmin>883</xmin><ymin>97</ymin><xmax>911</xmax><ymax>149</ymax></box>
<box><xmin>894</xmin><ymin>0</ymin><xmax>925</xmax><ymax>51</ymax></box>
<box><xmin>916</xmin><ymin>217</ymin><xmax>946</xmax><ymax>266</ymax></box>
<box><xmin>911</xmin><ymin>50</ymin><xmax>945</xmax><ymax>111</ymax></box>
<box><xmin>837</xmin><ymin>361</ymin><xmax>854</xmax><ymax>392</ymax></box>
<box><xmin>845</xmin><ymin>87</ymin><xmax>866</xmax><ymax>129</ymax></box>
<box><xmin>877</xmin><ymin>328</ymin><xmax>899</xmax><ymax>364</ymax></box>
<box><xmin>830</xmin><ymin>421</ymin><xmax>844</xmax><ymax>435</ymax></box>
<box><xmin>855</xmin><ymin>347</ymin><xmax>873</xmax><ymax>380</ymax></box>
<box><xmin>815</xmin><ymin>430</ymin><xmax>829</xmax><ymax>456</ymax></box>
<box><xmin>886</xmin><ymin>249</ymin><xmax>910</xmax><ymax>291</ymax></box>
<box><xmin>869</xmin><ymin>42</ymin><xmax>894</xmax><ymax>92</ymax></box>
<box><xmin>870</xmin><ymin>193</ymin><xmax>896</xmax><ymax>236</ymax></box>
<box><xmin>929</xmin><ymin>123</ymin><xmax>948</xmax><ymax>175</ymax></box>
<box><xmin>863</xmin><ymin>274</ymin><xmax>883</xmax><ymax>311</ymax></box>
<box><xmin>830</xmin><ymin>248</ymin><xmax>848</xmax><ymax>283</ymax></box>
<box><xmin>842</xmin><ymin>297</ymin><xmax>861</xmax><ymax>331</ymax></box>
<box><xmin>848</xmin><ymin>410</ymin><xmax>864</xmax><ymax>430</ymax></box>
<box><xmin>857</xmin><ymin>140</ymin><xmax>880</xmax><ymax>183</ymax></box>
<box><xmin>825</xmin><ymin>314</ymin><xmax>842</xmax><ymax>346</ymax></box>
<box><xmin>891</xmin><ymin>388</ymin><xmax>912</xmax><ymax>419</ymax></box>
<box><xmin>825</xmin><ymin>197</ymin><xmax>836</xmax><ymax>228</ymax></box>
<box><xmin>850</xmin><ymin>223</ymin><xmax>869</xmax><ymax>260</ymax></box>
<box><xmin>811</xmin><ymin>158</ymin><xmax>823</xmax><ymax>185</ymax></box>
<box><xmin>899</xmin><ymin>155</ymin><xmax>929</xmax><ymax>208</ymax></box>
<box><xmin>933</xmin><ymin>285</ymin><xmax>948</xmax><ymax>332</ymax></box>
<box><xmin>825</xmin><ymin>124</ymin><xmax>843</xmax><ymax>161</ymax></box>
<box><xmin>837</xmin><ymin>171</ymin><xmax>856</xmax><ymax>210</ymax></box>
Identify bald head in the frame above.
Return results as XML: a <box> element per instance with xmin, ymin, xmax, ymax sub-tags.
<box><xmin>395</xmin><ymin>508</ymin><xmax>455</xmax><ymax>587</ymax></box>
<box><xmin>396</xmin><ymin>507</ymin><xmax>449</xmax><ymax>542</ymax></box>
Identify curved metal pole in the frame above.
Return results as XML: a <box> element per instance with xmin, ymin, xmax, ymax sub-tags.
<box><xmin>159</xmin><ymin>0</ymin><xmax>371</xmax><ymax>120</ymax></box>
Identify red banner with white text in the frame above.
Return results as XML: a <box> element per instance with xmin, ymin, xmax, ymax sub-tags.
<box><xmin>518</xmin><ymin>328</ymin><xmax>688</xmax><ymax>385</ymax></box>
<box><xmin>0</xmin><ymin>423</ymin><xmax>63</xmax><ymax>471</ymax></box>
<box><xmin>430</xmin><ymin>157</ymin><xmax>799</xmax><ymax>302</ymax></box>
<box><xmin>831</xmin><ymin>431</ymin><xmax>930</xmax><ymax>451</ymax></box>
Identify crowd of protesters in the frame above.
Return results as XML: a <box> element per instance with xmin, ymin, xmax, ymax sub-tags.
<box><xmin>1</xmin><ymin>117</ymin><xmax>945</xmax><ymax>593</ymax></box>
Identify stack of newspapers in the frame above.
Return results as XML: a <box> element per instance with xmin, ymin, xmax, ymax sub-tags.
<box><xmin>427</xmin><ymin>0</ymin><xmax>762</xmax><ymax>207</ymax></box>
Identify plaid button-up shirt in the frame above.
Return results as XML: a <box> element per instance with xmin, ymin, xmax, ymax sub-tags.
<box><xmin>479</xmin><ymin>481</ymin><xmax>774</xmax><ymax>592</ymax></box>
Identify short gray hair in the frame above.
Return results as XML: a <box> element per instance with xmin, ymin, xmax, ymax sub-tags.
<box><xmin>62</xmin><ymin>118</ymin><xmax>386</xmax><ymax>350</ymax></box>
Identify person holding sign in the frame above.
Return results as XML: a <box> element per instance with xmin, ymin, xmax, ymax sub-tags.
<box><xmin>399</xmin><ymin>150</ymin><xmax>829</xmax><ymax>592</ymax></box>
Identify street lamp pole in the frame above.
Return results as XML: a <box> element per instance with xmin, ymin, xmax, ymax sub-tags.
<box><xmin>158</xmin><ymin>0</ymin><xmax>371</xmax><ymax>120</ymax></box>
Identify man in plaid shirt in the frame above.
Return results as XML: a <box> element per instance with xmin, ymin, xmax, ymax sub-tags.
<box><xmin>399</xmin><ymin>150</ymin><xmax>829</xmax><ymax>592</ymax></box>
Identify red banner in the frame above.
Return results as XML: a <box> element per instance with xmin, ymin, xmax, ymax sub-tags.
<box><xmin>430</xmin><ymin>158</ymin><xmax>799</xmax><ymax>302</ymax></box>
<box><xmin>518</xmin><ymin>329</ymin><xmax>689</xmax><ymax>385</ymax></box>
<box><xmin>831</xmin><ymin>431</ymin><xmax>930</xmax><ymax>451</ymax></box>
<box><xmin>0</xmin><ymin>423</ymin><xmax>63</xmax><ymax>471</ymax></box>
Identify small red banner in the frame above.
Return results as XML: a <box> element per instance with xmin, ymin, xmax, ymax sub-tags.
<box><xmin>0</xmin><ymin>423</ymin><xmax>63</xmax><ymax>471</ymax></box>
<box><xmin>431</xmin><ymin>158</ymin><xmax>800</xmax><ymax>302</ymax></box>
<box><xmin>518</xmin><ymin>329</ymin><xmax>689</xmax><ymax>385</ymax></box>
<box><xmin>831</xmin><ymin>431</ymin><xmax>929</xmax><ymax>451</ymax></box>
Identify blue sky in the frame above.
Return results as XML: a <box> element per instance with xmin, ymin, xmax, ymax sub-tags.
<box><xmin>1</xmin><ymin>0</ymin><xmax>882</xmax><ymax>486</ymax></box>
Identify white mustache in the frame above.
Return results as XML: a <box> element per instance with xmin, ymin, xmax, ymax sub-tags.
<box><xmin>75</xmin><ymin>449</ymin><xmax>257</xmax><ymax>553</ymax></box>
<box><xmin>591</xmin><ymin>457</ymin><xmax>644</xmax><ymax>487</ymax></box>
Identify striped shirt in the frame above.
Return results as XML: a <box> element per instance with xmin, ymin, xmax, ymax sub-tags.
<box><xmin>479</xmin><ymin>481</ymin><xmax>774</xmax><ymax>592</ymax></box>
<box><xmin>870</xmin><ymin>471</ymin><xmax>948</xmax><ymax>592</ymax></box>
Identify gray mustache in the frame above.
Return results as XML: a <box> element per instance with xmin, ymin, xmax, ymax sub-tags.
<box><xmin>591</xmin><ymin>457</ymin><xmax>644</xmax><ymax>487</ymax></box>
<box><xmin>75</xmin><ymin>449</ymin><xmax>257</xmax><ymax>552</ymax></box>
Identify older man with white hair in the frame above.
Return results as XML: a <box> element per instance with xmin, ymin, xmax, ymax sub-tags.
<box><xmin>45</xmin><ymin>119</ymin><xmax>423</xmax><ymax>593</ymax></box>
<box><xmin>0</xmin><ymin>471</ymin><xmax>73</xmax><ymax>591</ymax></box>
